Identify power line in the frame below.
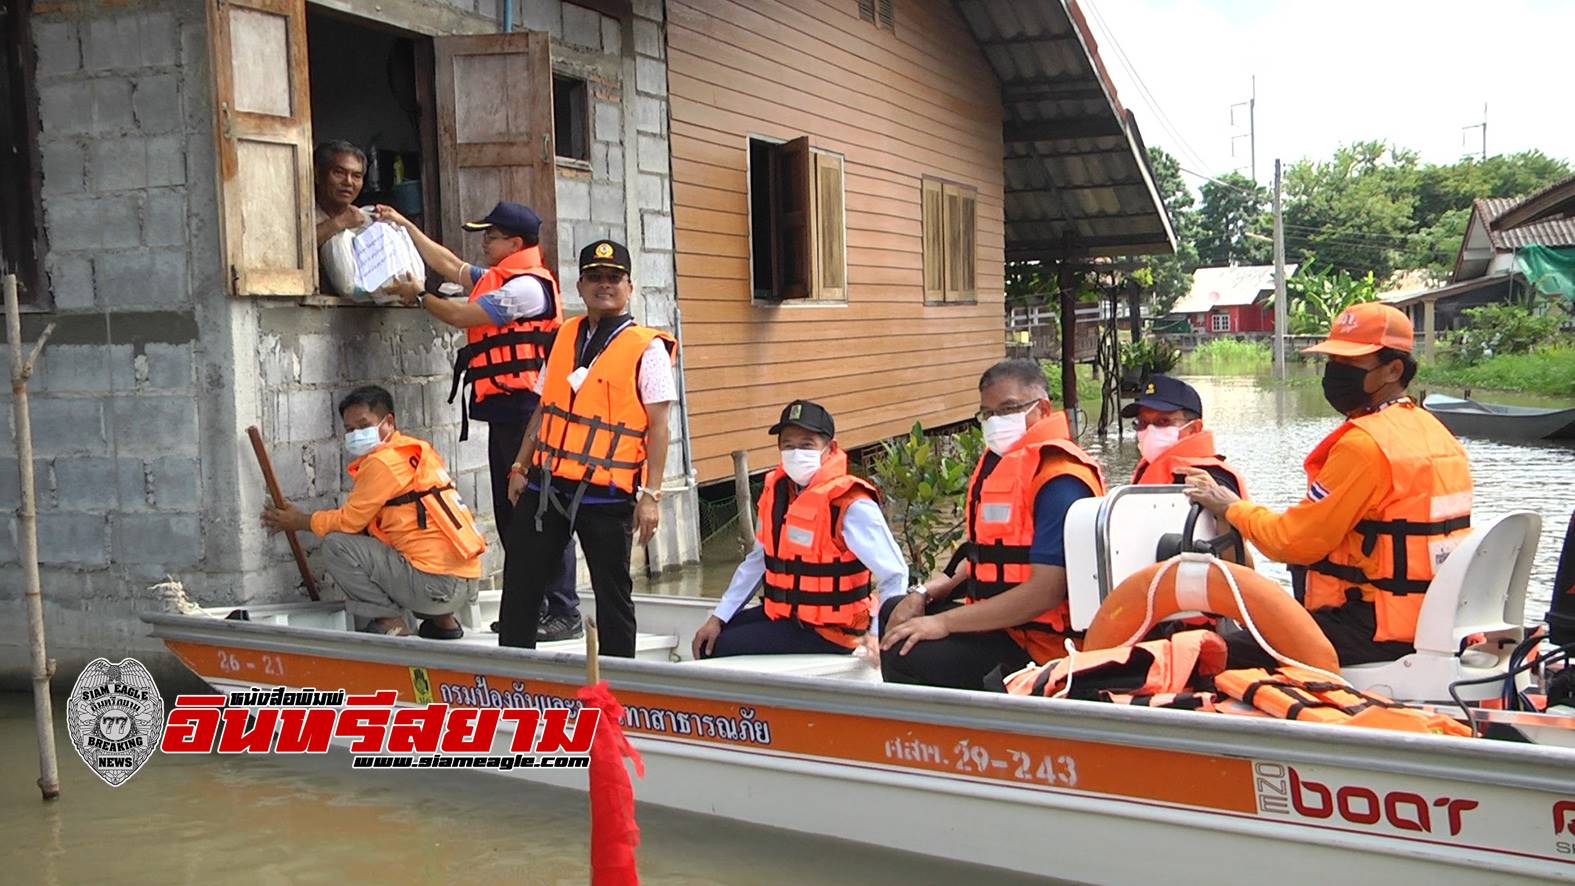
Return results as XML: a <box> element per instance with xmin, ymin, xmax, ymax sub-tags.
<box><xmin>1082</xmin><ymin>0</ymin><xmax>1214</xmax><ymax>175</ymax></box>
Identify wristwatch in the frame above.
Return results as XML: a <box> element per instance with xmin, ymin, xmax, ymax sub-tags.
<box><xmin>637</xmin><ymin>485</ymin><xmax>663</xmax><ymax>502</ymax></box>
<box><xmin>907</xmin><ymin>584</ymin><xmax>929</xmax><ymax>605</ymax></box>
<box><xmin>508</xmin><ymin>462</ymin><xmax>526</xmax><ymax>479</ymax></box>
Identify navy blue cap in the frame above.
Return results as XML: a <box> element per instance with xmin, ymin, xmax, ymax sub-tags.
<box><xmin>462</xmin><ymin>201</ymin><xmax>541</xmax><ymax>238</ymax></box>
<box><xmin>1121</xmin><ymin>374</ymin><xmax>1203</xmax><ymax>418</ymax></box>
<box><xmin>768</xmin><ymin>400</ymin><xmax>835</xmax><ymax>438</ymax></box>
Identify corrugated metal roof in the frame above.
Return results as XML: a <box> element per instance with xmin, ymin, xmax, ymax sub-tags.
<box><xmin>956</xmin><ymin>0</ymin><xmax>1175</xmax><ymax>261</ymax></box>
<box><xmin>1477</xmin><ymin>197</ymin><xmax>1575</xmax><ymax>250</ymax></box>
<box><xmin>1169</xmin><ymin>264</ymin><xmax>1295</xmax><ymax>313</ymax></box>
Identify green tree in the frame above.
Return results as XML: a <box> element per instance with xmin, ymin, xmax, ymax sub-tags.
<box><xmin>1282</xmin><ymin>141</ymin><xmax>1418</xmax><ymax>280</ymax></box>
<box><xmin>1196</xmin><ymin>172</ymin><xmax>1270</xmax><ymax>267</ymax></box>
<box><xmin>1284</xmin><ymin>262</ymin><xmax>1379</xmax><ymax>335</ymax></box>
<box><xmin>1138</xmin><ymin>146</ymin><xmax>1201</xmax><ymax>313</ymax></box>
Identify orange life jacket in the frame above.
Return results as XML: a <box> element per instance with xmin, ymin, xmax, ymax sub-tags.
<box><xmin>350</xmin><ymin>433</ymin><xmax>487</xmax><ymax>571</ymax></box>
<box><xmin>449</xmin><ymin>246</ymin><xmax>561</xmax><ymax>439</ymax></box>
<box><xmin>1004</xmin><ymin>629</ymin><xmax>1226</xmax><ymax>711</ymax></box>
<box><xmin>1302</xmin><ymin>400</ymin><xmax>1472</xmax><ymax>643</ymax></box>
<box><xmin>533</xmin><ymin>315</ymin><xmax>675</xmax><ymax>506</ymax></box>
<box><xmin>961</xmin><ymin>411</ymin><xmax>1106</xmax><ymax>663</ymax></box>
<box><xmin>756</xmin><ymin>447</ymin><xmax>880</xmax><ymax>649</ymax></box>
<box><xmin>1130</xmin><ymin>429</ymin><xmax>1248</xmax><ymax>497</ymax></box>
<box><xmin>1215</xmin><ymin>666</ymin><xmax>1473</xmax><ymax>736</ymax></box>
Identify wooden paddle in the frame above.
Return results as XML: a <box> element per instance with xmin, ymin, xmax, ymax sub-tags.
<box><xmin>247</xmin><ymin>426</ymin><xmax>321</xmax><ymax>601</ymax></box>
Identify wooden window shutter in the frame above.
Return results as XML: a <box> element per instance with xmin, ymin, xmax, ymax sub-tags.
<box><xmin>435</xmin><ymin>31</ymin><xmax>558</xmax><ymax>272</ymax></box>
<box><xmin>857</xmin><ymin>0</ymin><xmax>876</xmax><ymax>24</ymax></box>
<box><xmin>812</xmin><ymin>151</ymin><xmax>845</xmax><ymax>301</ymax></box>
<box><xmin>921</xmin><ymin>177</ymin><xmax>944</xmax><ymax>303</ymax></box>
<box><xmin>878</xmin><ymin>0</ymin><xmax>895</xmax><ymax>31</ymax></box>
<box><xmin>942</xmin><ymin>183</ymin><xmax>976</xmax><ymax>303</ymax></box>
<box><xmin>773</xmin><ymin>136</ymin><xmax>812</xmax><ymax>300</ymax></box>
<box><xmin>210</xmin><ymin>0</ymin><xmax>315</xmax><ymax>296</ymax></box>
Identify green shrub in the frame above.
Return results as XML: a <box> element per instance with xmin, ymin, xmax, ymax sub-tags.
<box><xmin>1120</xmin><ymin>338</ymin><xmax>1180</xmax><ymax>375</ymax></box>
<box><xmin>869</xmin><ymin>423</ymin><xmax>983</xmax><ymax>579</ymax></box>
<box><xmin>1441</xmin><ymin>304</ymin><xmax>1562</xmax><ymax>366</ymax></box>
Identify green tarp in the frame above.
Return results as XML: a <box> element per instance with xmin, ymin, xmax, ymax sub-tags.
<box><xmin>1515</xmin><ymin>243</ymin><xmax>1575</xmax><ymax>303</ymax></box>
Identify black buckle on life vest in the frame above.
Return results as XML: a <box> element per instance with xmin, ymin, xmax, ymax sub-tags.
<box><xmin>534</xmin><ymin>404</ymin><xmax>645</xmax><ymax>530</ymax></box>
<box><xmin>384</xmin><ymin>483</ymin><xmax>458</xmax><ymax>530</ymax></box>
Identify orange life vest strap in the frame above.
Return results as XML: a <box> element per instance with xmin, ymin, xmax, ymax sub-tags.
<box><xmin>449</xmin><ymin>328</ymin><xmax>556</xmax><ymax>399</ymax></box>
<box><xmin>1309</xmin><ymin>514</ymin><xmax>1472</xmax><ymax>596</ymax></box>
<box><xmin>534</xmin><ymin>402</ymin><xmax>647</xmax><ymax>473</ymax></box>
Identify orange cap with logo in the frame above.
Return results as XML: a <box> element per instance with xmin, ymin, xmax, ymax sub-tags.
<box><xmin>1301</xmin><ymin>302</ymin><xmax>1414</xmax><ymax>357</ymax></box>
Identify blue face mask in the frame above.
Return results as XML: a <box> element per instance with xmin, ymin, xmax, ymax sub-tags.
<box><xmin>344</xmin><ymin>422</ymin><xmax>385</xmax><ymax>458</ymax></box>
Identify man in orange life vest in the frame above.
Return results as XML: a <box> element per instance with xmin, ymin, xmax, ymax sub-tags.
<box><xmin>1126</xmin><ymin>374</ymin><xmax>1245</xmax><ymax>497</ymax></box>
<box><xmin>880</xmin><ymin>359</ymin><xmax>1107</xmax><ymax>690</ymax></box>
<box><xmin>500</xmin><ymin>239</ymin><xmax>677</xmax><ymax>658</ymax></box>
<box><xmin>260</xmin><ymin>386</ymin><xmax>485</xmax><ymax>639</ymax></box>
<box><xmin>690</xmin><ymin>401</ymin><xmax>909</xmax><ymax>659</ymax></box>
<box><xmin>378</xmin><ymin>200</ymin><xmax>582</xmax><ymax>642</ymax></box>
<box><xmin>1183</xmin><ymin>303</ymin><xmax>1473</xmax><ymax>668</ymax></box>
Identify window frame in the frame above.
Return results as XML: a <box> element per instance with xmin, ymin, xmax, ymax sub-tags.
<box><xmin>746</xmin><ymin>135</ymin><xmax>847</xmax><ymax>306</ymax></box>
<box><xmin>922</xmin><ymin>175</ymin><xmax>977</xmax><ymax>305</ymax></box>
<box><xmin>552</xmin><ymin>72</ymin><xmax>591</xmax><ymax>164</ymax></box>
<box><xmin>1210</xmin><ymin>311</ymin><xmax>1231</xmax><ymax>332</ymax></box>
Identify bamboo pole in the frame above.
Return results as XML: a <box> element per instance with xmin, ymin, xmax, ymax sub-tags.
<box><xmin>6</xmin><ymin>273</ymin><xmax>61</xmax><ymax>800</ymax></box>
<box><xmin>584</xmin><ymin>616</ymin><xmax>600</xmax><ymax>684</ymax></box>
<box><xmin>730</xmin><ymin>449</ymin><xmax>753</xmax><ymax>557</ymax></box>
<box><xmin>247</xmin><ymin>426</ymin><xmax>321</xmax><ymax>600</ymax></box>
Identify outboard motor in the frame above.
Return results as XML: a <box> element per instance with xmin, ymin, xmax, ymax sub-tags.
<box><xmin>1548</xmin><ymin>509</ymin><xmax>1575</xmax><ymax>647</ymax></box>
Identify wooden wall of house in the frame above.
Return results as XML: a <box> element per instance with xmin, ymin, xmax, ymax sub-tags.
<box><xmin>666</xmin><ymin>0</ymin><xmax>1005</xmax><ymax>484</ymax></box>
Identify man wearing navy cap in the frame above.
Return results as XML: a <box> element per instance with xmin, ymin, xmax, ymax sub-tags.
<box><xmin>378</xmin><ymin>199</ymin><xmax>582</xmax><ymax>640</ymax></box>
<box><xmin>1123</xmin><ymin>374</ymin><xmax>1245</xmax><ymax>497</ymax></box>
<box><xmin>690</xmin><ymin>401</ymin><xmax>908</xmax><ymax>660</ymax></box>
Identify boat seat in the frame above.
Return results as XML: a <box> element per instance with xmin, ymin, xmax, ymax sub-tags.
<box><xmin>1342</xmin><ymin>511</ymin><xmax>1540</xmax><ymax>703</ymax></box>
<box><xmin>685</xmin><ymin>653</ymin><xmax>882</xmax><ymax>683</ymax></box>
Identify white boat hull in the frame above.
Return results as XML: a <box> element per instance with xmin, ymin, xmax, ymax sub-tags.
<box><xmin>145</xmin><ymin>609</ymin><xmax>1575</xmax><ymax>883</ymax></box>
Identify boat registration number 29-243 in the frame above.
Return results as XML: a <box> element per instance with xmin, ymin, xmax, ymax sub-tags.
<box><xmin>951</xmin><ymin>739</ymin><xmax>1078</xmax><ymax>786</ymax></box>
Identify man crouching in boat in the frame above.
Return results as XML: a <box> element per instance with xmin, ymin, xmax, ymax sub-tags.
<box><xmin>261</xmin><ymin>385</ymin><xmax>486</xmax><ymax>638</ymax></box>
<box><xmin>691</xmin><ymin>400</ymin><xmax>908</xmax><ymax>659</ymax></box>
<box><xmin>880</xmin><ymin>360</ymin><xmax>1106</xmax><ymax>690</ymax></box>
<box><xmin>1182</xmin><ymin>303</ymin><xmax>1472</xmax><ymax>668</ymax></box>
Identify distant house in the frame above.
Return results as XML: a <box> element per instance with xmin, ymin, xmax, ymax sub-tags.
<box><xmin>1388</xmin><ymin>177</ymin><xmax>1575</xmax><ymax>352</ymax></box>
<box><xmin>1166</xmin><ymin>264</ymin><xmax>1296</xmax><ymax>335</ymax></box>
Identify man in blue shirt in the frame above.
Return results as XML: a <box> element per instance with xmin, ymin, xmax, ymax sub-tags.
<box><xmin>880</xmin><ymin>360</ymin><xmax>1106</xmax><ymax>690</ymax></box>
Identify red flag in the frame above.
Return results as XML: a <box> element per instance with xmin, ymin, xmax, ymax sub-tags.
<box><xmin>577</xmin><ymin>680</ymin><xmax>644</xmax><ymax>886</ymax></box>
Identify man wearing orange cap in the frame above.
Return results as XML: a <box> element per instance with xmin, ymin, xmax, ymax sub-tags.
<box><xmin>1182</xmin><ymin>302</ymin><xmax>1473</xmax><ymax>668</ymax></box>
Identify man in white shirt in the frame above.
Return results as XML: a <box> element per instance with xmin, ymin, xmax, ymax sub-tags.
<box><xmin>378</xmin><ymin>200</ymin><xmax>582</xmax><ymax>641</ymax></box>
<box><xmin>498</xmin><ymin>240</ymin><xmax>677</xmax><ymax>657</ymax></box>
<box><xmin>691</xmin><ymin>401</ymin><xmax>908</xmax><ymax>660</ymax></box>
<box><xmin>314</xmin><ymin>141</ymin><xmax>368</xmax><ymax>248</ymax></box>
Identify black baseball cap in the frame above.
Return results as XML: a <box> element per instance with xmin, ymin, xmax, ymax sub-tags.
<box><xmin>768</xmin><ymin>400</ymin><xmax>835</xmax><ymax>438</ymax></box>
<box><xmin>580</xmin><ymin>239</ymin><xmax>632</xmax><ymax>275</ymax></box>
<box><xmin>1120</xmin><ymin>374</ymin><xmax>1204</xmax><ymax>418</ymax></box>
<box><xmin>462</xmin><ymin>201</ymin><xmax>541</xmax><ymax>238</ymax></box>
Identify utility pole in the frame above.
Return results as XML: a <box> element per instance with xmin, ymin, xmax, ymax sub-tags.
<box><xmin>1462</xmin><ymin>103</ymin><xmax>1487</xmax><ymax>161</ymax></box>
<box><xmin>1230</xmin><ymin>75</ymin><xmax>1257</xmax><ymax>183</ymax></box>
<box><xmin>1272</xmin><ymin>159</ymin><xmax>1287</xmax><ymax>380</ymax></box>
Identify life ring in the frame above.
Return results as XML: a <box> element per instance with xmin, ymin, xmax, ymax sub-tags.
<box><xmin>1084</xmin><ymin>553</ymin><xmax>1339</xmax><ymax>672</ymax></box>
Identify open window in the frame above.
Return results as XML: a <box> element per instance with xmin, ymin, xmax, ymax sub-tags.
<box><xmin>922</xmin><ymin>177</ymin><xmax>976</xmax><ymax>304</ymax></box>
<box><xmin>554</xmin><ymin>74</ymin><xmax>590</xmax><ymax>163</ymax></box>
<box><xmin>208</xmin><ymin>0</ymin><xmax>558</xmax><ymax>297</ymax></box>
<box><xmin>1</xmin><ymin>0</ymin><xmax>44</xmax><ymax>306</ymax></box>
<box><xmin>748</xmin><ymin>136</ymin><xmax>845</xmax><ymax>302</ymax></box>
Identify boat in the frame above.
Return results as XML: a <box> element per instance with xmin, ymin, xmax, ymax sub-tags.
<box><xmin>1424</xmin><ymin>393</ymin><xmax>1575</xmax><ymax>441</ymax></box>
<box><xmin>143</xmin><ymin>488</ymin><xmax>1575</xmax><ymax>883</ymax></box>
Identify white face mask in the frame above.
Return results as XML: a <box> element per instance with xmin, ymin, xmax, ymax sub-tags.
<box><xmin>982</xmin><ymin>409</ymin><xmax>1031</xmax><ymax>456</ymax></box>
<box><xmin>344</xmin><ymin>422</ymin><xmax>385</xmax><ymax>459</ymax></box>
<box><xmin>1137</xmin><ymin>425</ymin><xmax>1182</xmax><ymax>463</ymax></box>
<box><xmin>780</xmin><ymin>448</ymin><xmax>823</xmax><ymax>486</ymax></box>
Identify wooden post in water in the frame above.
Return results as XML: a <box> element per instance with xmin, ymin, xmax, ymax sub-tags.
<box><xmin>6</xmin><ymin>273</ymin><xmax>62</xmax><ymax>800</ymax></box>
<box><xmin>731</xmin><ymin>449</ymin><xmax>753</xmax><ymax>556</ymax></box>
<box><xmin>1057</xmin><ymin>259</ymin><xmax>1079</xmax><ymax>435</ymax></box>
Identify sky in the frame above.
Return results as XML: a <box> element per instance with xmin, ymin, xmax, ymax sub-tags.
<box><xmin>1082</xmin><ymin>0</ymin><xmax>1575</xmax><ymax>189</ymax></box>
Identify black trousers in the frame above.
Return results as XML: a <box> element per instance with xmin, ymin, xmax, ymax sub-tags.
<box><xmin>706</xmin><ymin>605</ymin><xmax>851</xmax><ymax>658</ymax></box>
<box><xmin>499</xmin><ymin>487</ymin><xmax>636</xmax><ymax>657</ymax></box>
<box><xmin>486</xmin><ymin>418</ymin><xmax>579</xmax><ymax>618</ymax></box>
<box><xmin>1224</xmin><ymin>594</ymin><xmax>1415</xmax><ymax>669</ymax></box>
<box><xmin>877</xmin><ymin>597</ymin><xmax>1032</xmax><ymax>691</ymax></box>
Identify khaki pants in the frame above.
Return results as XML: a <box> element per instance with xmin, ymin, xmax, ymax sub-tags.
<box><xmin>321</xmin><ymin>532</ymin><xmax>469</xmax><ymax>621</ymax></box>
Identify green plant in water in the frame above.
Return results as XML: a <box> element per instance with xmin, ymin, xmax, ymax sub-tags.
<box><xmin>1120</xmin><ymin>338</ymin><xmax>1180</xmax><ymax>375</ymax></box>
<box><xmin>1440</xmin><ymin>303</ymin><xmax>1563</xmax><ymax>366</ymax></box>
<box><xmin>1284</xmin><ymin>263</ymin><xmax>1378</xmax><ymax>335</ymax></box>
<box><xmin>869</xmin><ymin>422</ymin><xmax>983</xmax><ymax>579</ymax></box>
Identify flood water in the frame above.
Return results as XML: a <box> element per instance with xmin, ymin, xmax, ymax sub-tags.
<box><xmin>5</xmin><ymin>372</ymin><xmax>1569</xmax><ymax>885</ymax></box>
<box><xmin>0</xmin><ymin>693</ymin><xmax>1056</xmax><ymax>885</ymax></box>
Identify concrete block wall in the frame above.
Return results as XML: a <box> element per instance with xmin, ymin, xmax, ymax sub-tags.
<box><xmin>1</xmin><ymin>0</ymin><xmax>692</xmax><ymax>686</ymax></box>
